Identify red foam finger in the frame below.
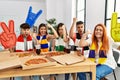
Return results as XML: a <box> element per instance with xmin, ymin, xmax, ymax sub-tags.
<box><xmin>3</xmin><ymin>32</ymin><xmax>9</xmax><ymax>41</ymax></box>
<box><xmin>8</xmin><ymin>33</ymin><xmax>17</xmax><ymax>46</ymax></box>
<box><xmin>1</xmin><ymin>22</ymin><xmax>9</xmax><ymax>34</ymax></box>
<box><xmin>0</xmin><ymin>34</ymin><xmax>7</xmax><ymax>42</ymax></box>
<box><xmin>9</xmin><ymin>20</ymin><xmax>14</xmax><ymax>33</ymax></box>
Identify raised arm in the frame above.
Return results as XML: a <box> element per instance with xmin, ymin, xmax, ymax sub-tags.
<box><xmin>69</xmin><ymin>18</ymin><xmax>77</xmax><ymax>40</ymax></box>
<box><xmin>62</xmin><ymin>25</ymin><xmax>69</xmax><ymax>42</ymax></box>
<box><xmin>47</xmin><ymin>24</ymin><xmax>58</xmax><ymax>40</ymax></box>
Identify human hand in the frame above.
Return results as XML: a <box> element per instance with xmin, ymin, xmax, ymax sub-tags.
<box><xmin>0</xmin><ymin>20</ymin><xmax>17</xmax><ymax>49</ymax></box>
<box><xmin>86</xmin><ymin>29</ymin><xmax>92</xmax><ymax>38</ymax></box>
<box><xmin>73</xmin><ymin>18</ymin><xmax>77</xmax><ymax>23</ymax></box>
<box><xmin>111</xmin><ymin>12</ymin><xmax>120</xmax><ymax>42</ymax></box>
<box><xmin>47</xmin><ymin>23</ymin><xmax>53</xmax><ymax>28</ymax></box>
<box><xmin>25</xmin><ymin>6</ymin><xmax>43</xmax><ymax>28</ymax></box>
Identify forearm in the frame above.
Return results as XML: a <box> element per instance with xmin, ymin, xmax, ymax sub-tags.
<box><xmin>51</xmin><ymin>27</ymin><xmax>58</xmax><ymax>38</ymax></box>
<box><xmin>69</xmin><ymin>22</ymin><xmax>76</xmax><ymax>39</ymax></box>
<box><xmin>79</xmin><ymin>38</ymin><xmax>86</xmax><ymax>47</ymax></box>
<box><xmin>63</xmin><ymin>27</ymin><xmax>68</xmax><ymax>42</ymax></box>
<box><xmin>79</xmin><ymin>33</ymin><xmax>89</xmax><ymax>47</ymax></box>
<box><xmin>51</xmin><ymin>39</ymin><xmax>55</xmax><ymax>51</ymax></box>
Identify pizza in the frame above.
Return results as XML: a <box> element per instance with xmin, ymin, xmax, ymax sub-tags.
<box><xmin>16</xmin><ymin>53</ymin><xmax>32</xmax><ymax>57</ymax></box>
<box><xmin>24</xmin><ymin>58</ymin><xmax>47</xmax><ymax>66</ymax></box>
<box><xmin>46</xmin><ymin>51</ymin><xmax>65</xmax><ymax>57</ymax></box>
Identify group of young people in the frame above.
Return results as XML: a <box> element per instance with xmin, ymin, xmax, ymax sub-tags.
<box><xmin>8</xmin><ymin>17</ymin><xmax>119</xmax><ymax>80</ymax></box>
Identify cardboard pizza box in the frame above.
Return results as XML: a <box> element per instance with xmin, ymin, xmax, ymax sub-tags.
<box><xmin>51</xmin><ymin>54</ymin><xmax>85</xmax><ymax>65</ymax></box>
<box><xmin>10</xmin><ymin>51</ymin><xmax>36</xmax><ymax>58</ymax></box>
<box><xmin>20</xmin><ymin>56</ymin><xmax>57</xmax><ymax>70</ymax></box>
<box><xmin>0</xmin><ymin>58</ymin><xmax>21</xmax><ymax>70</ymax></box>
<box><xmin>0</xmin><ymin>50</ymin><xmax>17</xmax><ymax>62</ymax></box>
<box><xmin>0</xmin><ymin>50</ymin><xmax>10</xmax><ymax>54</ymax></box>
<box><xmin>40</xmin><ymin>51</ymin><xmax>66</xmax><ymax>57</ymax></box>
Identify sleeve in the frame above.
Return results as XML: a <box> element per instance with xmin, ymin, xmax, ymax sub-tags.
<box><xmin>109</xmin><ymin>37</ymin><xmax>120</xmax><ymax>49</ymax></box>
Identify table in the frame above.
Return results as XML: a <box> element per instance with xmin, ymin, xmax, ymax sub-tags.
<box><xmin>0</xmin><ymin>58</ymin><xmax>96</xmax><ymax>80</ymax></box>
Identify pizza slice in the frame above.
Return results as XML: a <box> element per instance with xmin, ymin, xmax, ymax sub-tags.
<box><xmin>24</xmin><ymin>58</ymin><xmax>47</xmax><ymax>66</ymax></box>
<box><xmin>45</xmin><ymin>51</ymin><xmax>66</xmax><ymax>57</ymax></box>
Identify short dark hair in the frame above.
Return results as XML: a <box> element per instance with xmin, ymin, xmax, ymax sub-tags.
<box><xmin>20</xmin><ymin>23</ymin><xmax>30</xmax><ymax>29</ymax></box>
<box><xmin>76</xmin><ymin>21</ymin><xmax>84</xmax><ymax>25</ymax></box>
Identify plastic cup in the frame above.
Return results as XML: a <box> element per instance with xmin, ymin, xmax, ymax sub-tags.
<box><xmin>35</xmin><ymin>45</ymin><xmax>41</xmax><ymax>55</ymax></box>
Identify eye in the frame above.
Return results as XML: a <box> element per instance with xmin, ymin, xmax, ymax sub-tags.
<box><xmin>95</xmin><ymin>29</ymin><xmax>103</xmax><ymax>32</ymax></box>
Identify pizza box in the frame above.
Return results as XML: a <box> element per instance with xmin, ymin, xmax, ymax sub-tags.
<box><xmin>0</xmin><ymin>50</ymin><xmax>10</xmax><ymax>54</ymax></box>
<box><xmin>51</xmin><ymin>54</ymin><xmax>85</xmax><ymax>65</ymax></box>
<box><xmin>0</xmin><ymin>50</ymin><xmax>17</xmax><ymax>62</ymax></box>
<box><xmin>20</xmin><ymin>56</ymin><xmax>57</xmax><ymax>70</ymax></box>
<box><xmin>10</xmin><ymin>51</ymin><xmax>36</xmax><ymax>58</ymax></box>
<box><xmin>0</xmin><ymin>57</ymin><xmax>21</xmax><ymax>70</ymax></box>
<box><xmin>40</xmin><ymin>51</ymin><xmax>66</xmax><ymax>57</ymax></box>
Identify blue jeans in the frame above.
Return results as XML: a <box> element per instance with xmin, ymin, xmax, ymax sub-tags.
<box><xmin>14</xmin><ymin>76</ymin><xmax>40</xmax><ymax>80</ymax></box>
<box><xmin>77</xmin><ymin>72</ymin><xmax>86</xmax><ymax>80</ymax></box>
<box><xmin>96</xmin><ymin>65</ymin><xmax>113</xmax><ymax>80</ymax></box>
<box><xmin>65</xmin><ymin>73</ymin><xmax>70</xmax><ymax>80</ymax></box>
<box><xmin>77</xmin><ymin>65</ymin><xmax>113</xmax><ymax>80</ymax></box>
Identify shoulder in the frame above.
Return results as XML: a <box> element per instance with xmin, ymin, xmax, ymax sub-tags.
<box><xmin>17</xmin><ymin>35</ymin><xmax>24</xmax><ymax>41</ymax></box>
<box><xmin>27</xmin><ymin>35</ymin><xmax>32</xmax><ymax>41</ymax></box>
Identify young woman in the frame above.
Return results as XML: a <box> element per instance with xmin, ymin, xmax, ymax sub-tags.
<box><xmin>51</xmin><ymin>23</ymin><xmax>69</xmax><ymax>80</ymax></box>
<box><xmin>52</xmin><ymin>23</ymin><xmax>69</xmax><ymax>51</ymax></box>
<box><xmin>78</xmin><ymin>23</ymin><xmax>117</xmax><ymax>80</ymax></box>
<box><xmin>34</xmin><ymin>23</ymin><xmax>58</xmax><ymax>53</ymax></box>
<box><xmin>33</xmin><ymin>23</ymin><xmax>58</xmax><ymax>80</ymax></box>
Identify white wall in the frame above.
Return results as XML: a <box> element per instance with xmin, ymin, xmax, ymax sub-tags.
<box><xmin>86</xmin><ymin>0</ymin><xmax>106</xmax><ymax>31</ymax></box>
<box><xmin>0</xmin><ymin>0</ymin><xmax>106</xmax><ymax>50</ymax></box>
<box><xmin>0</xmin><ymin>0</ymin><xmax>46</xmax><ymax>36</ymax></box>
<box><xmin>0</xmin><ymin>0</ymin><xmax>46</xmax><ymax>50</ymax></box>
<box><xmin>0</xmin><ymin>0</ymin><xmax>75</xmax><ymax>35</ymax></box>
<box><xmin>46</xmin><ymin>0</ymin><xmax>74</xmax><ymax>32</ymax></box>
<box><xmin>46</xmin><ymin>0</ymin><xmax>106</xmax><ymax>32</ymax></box>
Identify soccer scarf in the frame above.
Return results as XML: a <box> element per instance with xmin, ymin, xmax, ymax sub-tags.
<box><xmin>88</xmin><ymin>42</ymin><xmax>107</xmax><ymax>65</ymax></box>
<box><xmin>16</xmin><ymin>34</ymin><xmax>33</xmax><ymax>52</ymax></box>
<box><xmin>36</xmin><ymin>35</ymin><xmax>49</xmax><ymax>52</ymax></box>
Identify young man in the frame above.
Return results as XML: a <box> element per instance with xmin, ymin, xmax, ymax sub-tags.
<box><xmin>66</xmin><ymin>18</ymin><xmax>90</xmax><ymax>80</ymax></box>
<box><xmin>15</xmin><ymin>23</ymin><xmax>40</xmax><ymax>80</ymax></box>
<box><xmin>15</xmin><ymin>23</ymin><xmax>34</xmax><ymax>52</ymax></box>
<box><xmin>69</xmin><ymin>18</ymin><xmax>89</xmax><ymax>51</ymax></box>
